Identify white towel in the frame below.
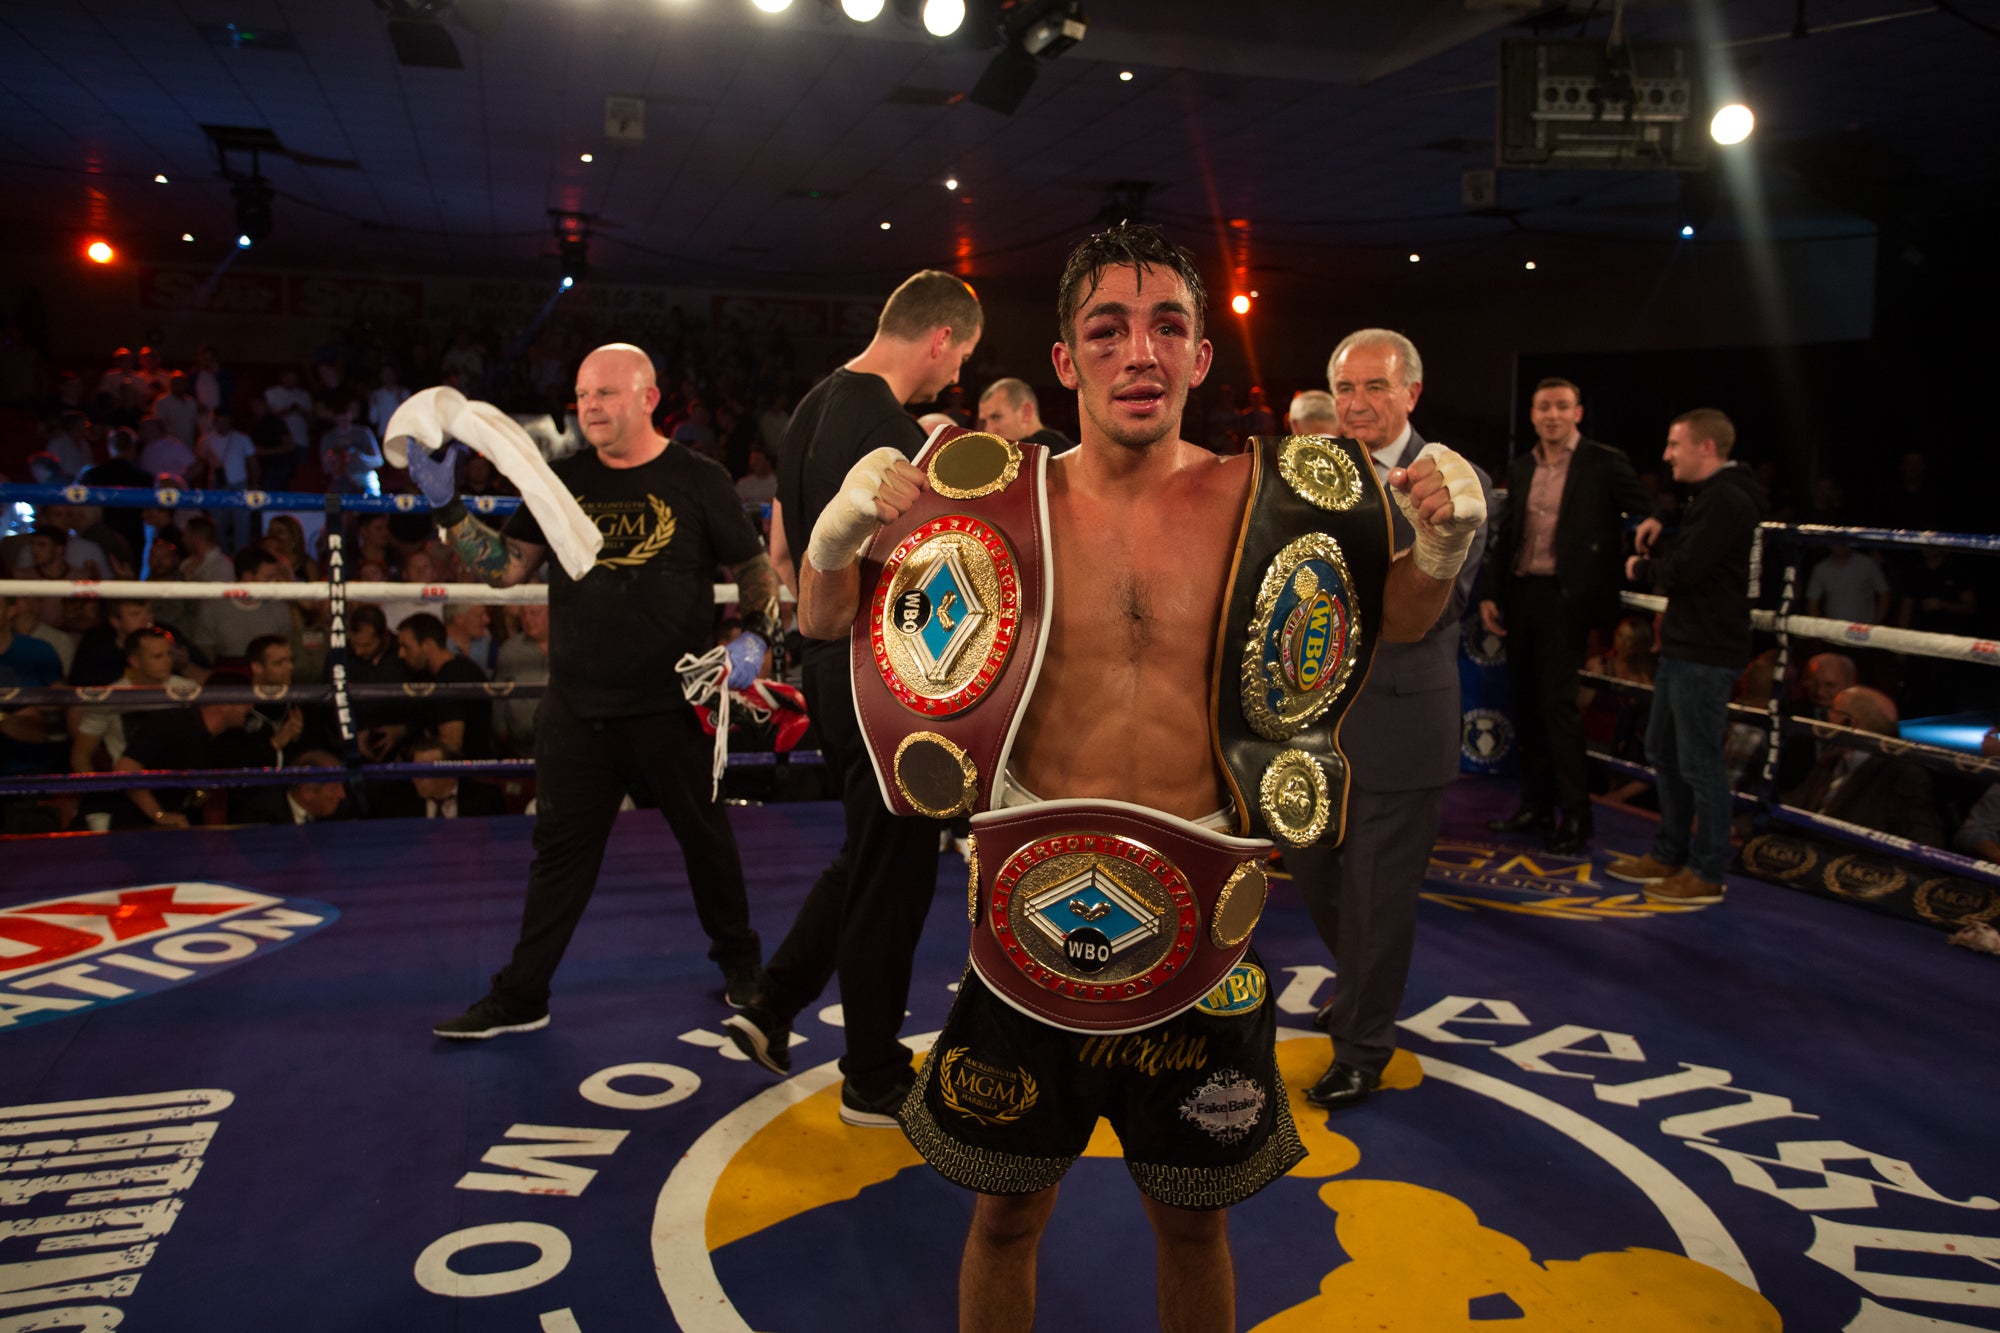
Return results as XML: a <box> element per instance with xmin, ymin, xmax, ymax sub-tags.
<box><xmin>385</xmin><ymin>386</ymin><xmax>603</xmax><ymax>581</ymax></box>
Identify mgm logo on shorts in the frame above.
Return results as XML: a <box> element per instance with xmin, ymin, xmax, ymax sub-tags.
<box><xmin>937</xmin><ymin>1046</ymin><xmax>1039</xmax><ymax>1126</ymax></box>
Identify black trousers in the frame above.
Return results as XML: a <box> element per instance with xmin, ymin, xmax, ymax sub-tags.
<box><xmin>1283</xmin><ymin>785</ymin><xmax>1444</xmax><ymax>1077</ymax></box>
<box><xmin>493</xmin><ymin>690</ymin><xmax>760</xmax><ymax>1007</ymax></box>
<box><xmin>1504</xmin><ymin>575</ymin><xmax>1591</xmax><ymax>821</ymax></box>
<box><xmin>760</xmin><ymin>645</ymin><xmax>944</xmax><ymax>1092</ymax></box>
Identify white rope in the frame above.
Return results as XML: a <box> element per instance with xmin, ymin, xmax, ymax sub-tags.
<box><xmin>1620</xmin><ymin>592</ymin><xmax>1999</xmax><ymax>667</ymax></box>
<box><xmin>674</xmin><ymin>646</ymin><xmax>732</xmax><ymax>800</ymax></box>
<box><xmin>4</xmin><ymin>579</ymin><xmax>775</xmax><ymax>606</ymax></box>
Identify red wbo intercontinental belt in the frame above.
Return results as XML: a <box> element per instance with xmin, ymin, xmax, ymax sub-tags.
<box><xmin>850</xmin><ymin>426</ymin><xmax>1053</xmax><ymax>819</ymax></box>
<box><xmin>965</xmin><ymin>798</ymin><xmax>1273</xmax><ymax>1034</ymax></box>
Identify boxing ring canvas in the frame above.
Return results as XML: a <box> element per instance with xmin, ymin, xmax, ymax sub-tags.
<box><xmin>4</xmin><ymin>783</ymin><xmax>1996</xmax><ymax>1332</ymax></box>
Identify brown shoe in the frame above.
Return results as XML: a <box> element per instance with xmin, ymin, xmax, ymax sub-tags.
<box><xmin>1605</xmin><ymin>853</ymin><xmax>1680</xmax><ymax>885</ymax></box>
<box><xmin>1646</xmin><ymin>868</ymin><xmax>1725</xmax><ymax>904</ymax></box>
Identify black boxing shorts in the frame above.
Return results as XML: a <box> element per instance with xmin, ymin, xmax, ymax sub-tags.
<box><xmin>898</xmin><ymin>950</ymin><xmax>1304</xmax><ymax>1211</ymax></box>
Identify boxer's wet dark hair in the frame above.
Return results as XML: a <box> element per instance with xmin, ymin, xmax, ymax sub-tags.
<box><xmin>1057</xmin><ymin>221</ymin><xmax>1207</xmax><ymax>345</ymax></box>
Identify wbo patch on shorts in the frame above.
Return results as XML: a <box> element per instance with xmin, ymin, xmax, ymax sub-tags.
<box><xmin>1194</xmin><ymin>961</ymin><xmax>1266</xmax><ymax>1017</ymax></box>
<box><xmin>1178</xmin><ymin>1068</ymin><xmax>1267</xmax><ymax>1144</ymax></box>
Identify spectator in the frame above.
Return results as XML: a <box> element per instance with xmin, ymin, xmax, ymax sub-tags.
<box><xmin>6</xmin><ymin>590</ymin><xmax>79</xmax><ymax>677</ymax></box>
<box><xmin>44</xmin><ymin>411</ymin><xmax>95</xmax><ymax>480</ymax></box>
<box><xmin>1805</xmin><ymin>545</ymin><xmax>1891</xmax><ymax>625</ymax></box>
<box><xmin>734</xmin><ymin>446</ymin><xmax>779</xmax><ymax>507</ymax></box>
<box><xmin>1240</xmin><ymin>383</ymin><xmax>1278</xmax><ymax>436</ymax></box>
<box><xmin>77</xmin><ymin>428</ymin><xmax>153</xmax><ymax>559</ymax></box>
<box><xmin>244</xmin><ymin>632</ymin><xmax>327</xmax><ymax>764</ymax></box>
<box><xmin>462</xmin><ymin>451</ymin><xmax>515</xmax><ymax>498</ymax></box>
<box><xmin>1285</xmin><ymin>388</ymin><xmax>1337</xmax><ymax>436</ymax></box>
<box><xmin>112</xmin><ymin>669</ymin><xmax>255</xmax><ymax>829</ymax></box>
<box><xmin>260</xmin><ymin>514</ymin><xmax>321</xmax><ymax>581</ymax></box>
<box><xmin>264</xmin><ymin>369</ymin><xmax>314</xmax><ymax>455</ymax></box>
<box><xmin>69</xmin><ymin>597</ymin><xmax>157</xmax><ymax>686</ymax></box>
<box><xmin>1898</xmin><ymin>547</ymin><xmax>1979</xmax><ymax>716</ymax></box>
<box><xmin>443</xmin><ymin>602</ymin><xmax>496</xmax><ymax>673</ymax></box>
<box><xmin>493</xmin><ymin>603</ymin><xmax>549</xmax><ymax>757</ymax></box>
<box><xmin>1784</xmin><ymin>685</ymin><xmax>1946</xmax><ymax>846</ymax></box>
<box><xmin>244</xmin><ymin>395</ymin><xmax>297</xmax><ymax>493</ymax></box>
<box><xmin>181</xmin><ymin>515</ymin><xmax>233</xmax><ymax>582</ymax></box>
<box><xmin>229</xmin><ymin>748</ymin><xmax>349</xmax><ymax>826</ymax></box>
<box><xmin>368</xmin><ymin>364</ymin><xmax>410</xmax><ymax>438</ymax></box>
<box><xmin>1580</xmin><ymin>615</ymin><xmax>1658</xmax><ymax>799</ymax></box>
<box><xmin>395</xmin><ymin>611</ymin><xmax>493</xmax><ymax>759</ymax></box>
<box><xmin>0</xmin><ymin>593</ymin><xmax>63</xmax><ymax>775</ymax></box>
<box><xmin>1954</xmin><ymin>729</ymin><xmax>2000</xmax><ymax>864</ymax></box>
<box><xmin>378</xmin><ymin>736</ymin><xmax>505</xmax><ymax>819</ymax></box>
<box><xmin>320</xmin><ymin>401</ymin><xmax>383</xmax><ymax>496</ymax></box>
<box><xmin>155</xmin><ymin>372</ymin><xmax>200</xmax><ymax>450</ymax></box>
<box><xmin>670</xmin><ymin>398</ymin><xmax>721</xmax><ymax>462</ymax></box>
<box><xmin>134</xmin><ymin>345</ymin><xmax>171</xmax><ymax>404</ymax></box>
<box><xmin>192</xmin><ymin>345</ymin><xmax>232</xmax><ymax>433</ymax></box>
<box><xmin>197</xmin><ymin>408</ymin><xmax>259</xmax><ymax>552</ymax></box>
<box><xmin>194</xmin><ymin>546</ymin><xmax>297</xmax><ymax>660</ymax></box>
<box><xmin>137</xmin><ymin>415</ymin><xmax>197</xmax><ymax>481</ymax></box>
<box><xmin>345</xmin><ymin>604</ymin><xmax>410</xmax><ymax>762</ymax></box>
<box><xmin>97</xmin><ymin>347</ymin><xmax>148</xmax><ymax>426</ymax></box>
<box><xmin>440</xmin><ymin>331</ymin><xmax>485</xmax><ymax>392</ymax></box>
<box><xmin>69</xmin><ymin>626</ymin><xmax>190</xmax><ymax>775</ymax></box>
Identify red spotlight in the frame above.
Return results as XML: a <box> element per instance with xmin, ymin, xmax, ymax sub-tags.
<box><xmin>85</xmin><ymin>239</ymin><xmax>115</xmax><ymax>264</ymax></box>
<box><xmin>1230</xmin><ymin>294</ymin><xmax>1251</xmax><ymax>315</ymax></box>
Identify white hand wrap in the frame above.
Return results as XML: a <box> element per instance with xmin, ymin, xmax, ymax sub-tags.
<box><xmin>805</xmin><ymin>446</ymin><xmax>907</xmax><ymax>573</ymax></box>
<box><xmin>1393</xmin><ymin>441</ymin><xmax>1487</xmax><ymax>582</ymax></box>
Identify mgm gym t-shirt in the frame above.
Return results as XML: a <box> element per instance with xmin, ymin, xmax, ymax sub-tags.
<box><xmin>506</xmin><ymin>444</ymin><xmax>762</xmax><ymax>718</ymax></box>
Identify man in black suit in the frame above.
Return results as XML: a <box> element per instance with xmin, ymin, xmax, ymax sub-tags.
<box><xmin>378</xmin><ymin>736</ymin><xmax>507</xmax><ymax>819</ymax></box>
<box><xmin>1286</xmin><ymin>328</ymin><xmax>1493</xmax><ymax>1110</ymax></box>
<box><xmin>1479</xmin><ymin>378</ymin><xmax>1654</xmax><ymax>854</ymax></box>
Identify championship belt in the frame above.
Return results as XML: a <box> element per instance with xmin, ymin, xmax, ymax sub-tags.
<box><xmin>850</xmin><ymin>426</ymin><xmax>1053</xmax><ymax>819</ymax></box>
<box><xmin>1214</xmin><ymin>435</ymin><xmax>1392</xmax><ymax>847</ymax></box>
<box><xmin>966</xmin><ymin>798</ymin><xmax>1273</xmax><ymax>1033</ymax></box>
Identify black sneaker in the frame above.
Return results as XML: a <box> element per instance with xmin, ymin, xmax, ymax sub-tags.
<box><xmin>433</xmin><ymin>993</ymin><xmax>550</xmax><ymax>1041</ymax></box>
<box><xmin>722</xmin><ymin>962</ymin><xmax>767</xmax><ymax>1011</ymax></box>
<box><xmin>839</xmin><ymin>1072</ymin><xmax>915</xmax><ymax>1129</ymax></box>
<box><xmin>722</xmin><ymin>1006</ymin><xmax>792</xmax><ymax>1076</ymax></box>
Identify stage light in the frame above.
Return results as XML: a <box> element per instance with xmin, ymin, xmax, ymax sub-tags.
<box><xmin>1524</xmin><ymin>260</ymin><xmax>1537</xmax><ymax>270</ymax></box>
<box><xmin>1230</xmin><ymin>294</ymin><xmax>1250</xmax><ymax>315</ymax></box>
<box><xmin>1408</xmin><ymin>253</ymin><xmax>1420</xmax><ymax>264</ymax></box>
<box><xmin>1680</xmin><ymin>224</ymin><xmax>1696</xmax><ymax>238</ymax></box>
<box><xmin>1710</xmin><ymin>103</ymin><xmax>1754</xmax><ymax>146</ymax></box>
<box><xmin>233</xmin><ymin>173</ymin><xmax>274</xmax><ymax>246</ymax></box>
<box><xmin>1250</xmin><ymin>290</ymin><xmax>1259</xmax><ymax>298</ymax></box>
<box><xmin>753</xmin><ymin>0</ymin><xmax>792</xmax><ymax>12</ymax></box>
<box><xmin>580</xmin><ymin>152</ymin><xmax>594</xmax><ymax>163</ymax></box>
<box><xmin>153</xmin><ymin>173</ymin><xmax>169</xmax><ymax>184</ymax></box>
<box><xmin>944</xmin><ymin>176</ymin><xmax>959</xmax><ymax>190</ymax></box>
<box><xmin>1118</xmin><ymin>70</ymin><xmax>1132</xmax><ymax>81</ymax></box>
<box><xmin>880</xmin><ymin>220</ymin><xmax>892</xmax><ymax>230</ymax></box>
<box><xmin>923</xmin><ymin>0</ymin><xmax>963</xmax><ymax>36</ymax></box>
<box><xmin>841</xmin><ymin>0</ymin><xmax>884</xmax><ymax>17</ymax></box>
<box><xmin>561</xmin><ymin>276</ymin><xmax>575</xmax><ymax>290</ymax></box>
<box><xmin>86</xmin><ymin>240</ymin><xmax>115</xmax><ymax>264</ymax></box>
<box><xmin>181</xmin><ymin>232</ymin><xmax>194</xmax><ymax>242</ymax></box>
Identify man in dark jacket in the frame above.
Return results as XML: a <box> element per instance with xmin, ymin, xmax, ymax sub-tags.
<box><xmin>1607</xmin><ymin>409</ymin><xmax>1767</xmax><ymax>903</ymax></box>
<box><xmin>1783</xmin><ymin>686</ymin><xmax>1945</xmax><ymax>848</ymax></box>
<box><xmin>1480</xmin><ymin>378</ymin><xmax>1655</xmax><ymax>854</ymax></box>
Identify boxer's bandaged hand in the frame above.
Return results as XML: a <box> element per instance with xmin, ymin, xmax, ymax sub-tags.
<box><xmin>805</xmin><ymin>446</ymin><xmax>911</xmax><ymax>572</ymax></box>
<box><xmin>1392</xmin><ymin>442</ymin><xmax>1486</xmax><ymax>581</ymax></box>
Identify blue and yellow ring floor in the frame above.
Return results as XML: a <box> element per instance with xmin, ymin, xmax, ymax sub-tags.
<box><xmin>4</xmin><ymin>781</ymin><xmax>1995</xmax><ymax>1331</ymax></box>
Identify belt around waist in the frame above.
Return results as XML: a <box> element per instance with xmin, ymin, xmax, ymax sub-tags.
<box><xmin>965</xmin><ymin>798</ymin><xmax>1274</xmax><ymax>1034</ymax></box>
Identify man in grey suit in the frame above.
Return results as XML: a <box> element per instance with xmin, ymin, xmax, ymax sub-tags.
<box><xmin>1286</xmin><ymin>329</ymin><xmax>1493</xmax><ymax>1110</ymax></box>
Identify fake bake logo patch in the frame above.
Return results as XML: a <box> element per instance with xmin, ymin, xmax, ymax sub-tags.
<box><xmin>1177</xmin><ymin>1067</ymin><xmax>1267</xmax><ymax>1144</ymax></box>
<box><xmin>0</xmin><ymin>882</ymin><xmax>337</xmax><ymax>1030</ymax></box>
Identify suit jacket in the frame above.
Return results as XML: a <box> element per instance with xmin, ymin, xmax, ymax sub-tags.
<box><xmin>1785</xmin><ymin>750</ymin><xmax>1945</xmax><ymax>848</ymax></box>
<box><xmin>1339</xmin><ymin>430</ymin><xmax>1495</xmax><ymax>793</ymax></box>
<box><xmin>1483</xmin><ymin>437</ymin><xmax>1653</xmax><ymax>632</ymax></box>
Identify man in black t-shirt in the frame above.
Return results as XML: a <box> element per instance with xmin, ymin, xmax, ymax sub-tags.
<box><xmin>730</xmin><ymin>270</ymin><xmax>983</xmax><ymax>1125</ymax></box>
<box><xmin>395</xmin><ymin>612</ymin><xmax>494</xmax><ymax>760</ymax></box>
<box><xmin>113</xmin><ymin>672</ymin><xmax>255</xmax><ymax>829</ymax></box>
<box><xmin>423</xmin><ymin>343</ymin><xmax>781</xmax><ymax>1039</ymax></box>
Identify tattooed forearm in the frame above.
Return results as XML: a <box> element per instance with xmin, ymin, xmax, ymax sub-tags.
<box><xmin>447</xmin><ymin>513</ymin><xmax>513</xmax><ymax>586</ymax></box>
<box><xmin>734</xmin><ymin>553</ymin><xmax>782</xmax><ymax>630</ymax></box>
